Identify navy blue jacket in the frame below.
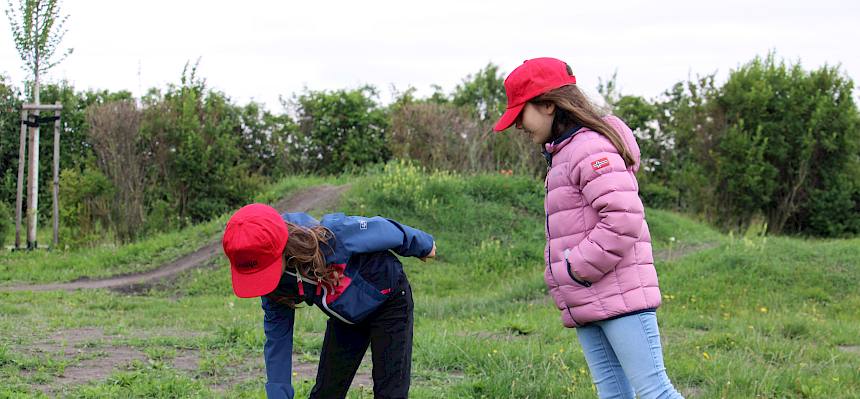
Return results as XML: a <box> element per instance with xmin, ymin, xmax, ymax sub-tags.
<box><xmin>261</xmin><ymin>213</ymin><xmax>434</xmax><ymax>398</ymax></box>
<box><xmin>277</xmin><ymin>212</ymin><xmax>433</xmax><ymax>324</ymax></box>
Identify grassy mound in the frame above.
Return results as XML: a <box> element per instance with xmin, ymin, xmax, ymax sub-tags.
<box><xmin>1</xmin><ymin>163</ymin><xmax>857</xmax><ymax>398</ymax></box>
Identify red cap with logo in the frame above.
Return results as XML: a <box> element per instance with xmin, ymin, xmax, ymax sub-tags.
<box><xmin>222</xmin><ymin>203</ymin><xmax>289</xmax><ymax>298</ymax></box>
<box><xmin>493</xmin><ymin>57</ymin><xmax>577</xmax><ymax>132</ymax></box>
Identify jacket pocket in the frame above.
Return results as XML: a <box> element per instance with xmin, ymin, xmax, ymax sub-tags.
<box><xmin>326</xmin><ymin>275</ymin><xmax>388</xmax><ymax>324</ymax></box>
<box><xmin>564</xmin><ymin>249</ymin><xmax>592</xmax><ymax>288</ymax></box>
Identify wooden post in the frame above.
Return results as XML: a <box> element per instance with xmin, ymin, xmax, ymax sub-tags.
<box><xmin>18</xmin><ymin>103</ymin><xmax>62</xmax><ymax>250</ymax></box>
<box><xmin>15</xmin><ymin>110</ymin><xmax>27</xmax><ymax>249</ymax></box>
<box><xmin>53</xmin><ymin>103</ymin><xmax>61</xmax><ymax>247</ymax></box>
<box><xmin>26</xmin><ymin>113</ymin><xmax>40</xmax><ymax>249</ymax></box>
<box><xmin>27</xmin><ymin>78</ymin><xmax>41</xmax><ymax>250</ymax></box>
<box><xmin>22</xmin><ymin>104</ymin><xmax>63</xmax><ymax>111</ymax></box>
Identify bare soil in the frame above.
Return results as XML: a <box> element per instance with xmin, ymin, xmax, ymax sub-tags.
<box><xmin>653</xmin><ymin>241</ymin><xmax>719</xmax><ymax>263</ymax></box>
<box><xmin>22</xmin><ymin>326</ymin><xmax>374</xmax><ymax>394</ymax></box>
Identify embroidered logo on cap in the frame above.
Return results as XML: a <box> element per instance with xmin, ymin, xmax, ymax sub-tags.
<box><xmin>591</xmin><ymin>157</ymin><xmax>610</xmax><ymax>171</ymax></box>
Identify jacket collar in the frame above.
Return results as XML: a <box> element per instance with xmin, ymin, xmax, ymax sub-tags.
<box><xmin>542</xmin><ymin>124</ymin><xmax>583</xmax><ymax>165</ymax></box>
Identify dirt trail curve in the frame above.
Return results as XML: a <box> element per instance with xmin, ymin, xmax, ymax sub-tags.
<box><xmin>2</xmin><ymin>184</ymin><xmax>350</xmax><ymax>293</ymax></box>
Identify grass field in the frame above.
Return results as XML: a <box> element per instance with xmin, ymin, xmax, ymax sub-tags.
<box><xmin>1</xmin><ymin>162</ymin><xmax>858</xmax><ymax>398</ymax></box>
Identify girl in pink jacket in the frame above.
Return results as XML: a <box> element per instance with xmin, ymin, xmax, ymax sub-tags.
<box><xmin>494</xmin><ymin>57</ymin><xmax>683</xmax><ymax>399</ymax></box>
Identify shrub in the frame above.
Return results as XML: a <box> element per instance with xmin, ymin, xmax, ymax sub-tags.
<box><xmin>0</xmin><ymin>200</ymin><xmax>12</xmax><ymax>248</ymax></box>
<box><xmin>289</xmin><ymin>86</ymin><xmax>389</xmax><ymax>174</ymax></box>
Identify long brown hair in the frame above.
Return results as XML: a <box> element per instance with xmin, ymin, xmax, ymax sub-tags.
<box><xmin>531</xmin><ymin>82</ymin><xmax>635</xmax><ymax>167</ymax></box>
<box><xmin>264</xmin><ymin>222</ymin><xmax>338</xmax><ymax>307</ymax></box>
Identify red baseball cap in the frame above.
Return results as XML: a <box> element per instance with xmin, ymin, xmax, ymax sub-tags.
<box><xmin>222</xmin><ymin>203</ymin><xmax>289</xmax><ymax>298</ymax></box>
<box><xmin>493</xmin><ymin>57</ymin><xmax>577</xmax><ymax>132</ymax></box>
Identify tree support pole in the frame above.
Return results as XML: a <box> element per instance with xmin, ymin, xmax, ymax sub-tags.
<box><xmin>15</xmin><ymin>110</ymin><xmax>26</xmax><ymax>249</ymax></box>
<box><xmin>20</xmin><ymin>103</ymin><xmax>63</xmax><ymax>250</ymax></box>
<box><xmin>52</xmin><ymin>103</ymin><xmax>61</xmax><ymax>247</ymax></box>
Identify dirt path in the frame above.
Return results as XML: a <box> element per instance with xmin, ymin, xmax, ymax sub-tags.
<box><xmin>2</xmin><ymin>184</ymin><xmax>350</xmax><ymax>293</ymax></box>
<box><xmin>21</xmin><ymin>326</ymin><xmax>372</xmax><ymax>395</ymax></box>
<box><xmin>653</xmin><ymin>241</ymin><xmax>720</xmax><ymax>263</ymax></box>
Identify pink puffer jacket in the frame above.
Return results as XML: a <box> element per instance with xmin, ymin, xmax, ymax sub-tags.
<box><xmin>543</xmin><ymin>116</ymin><xmax>661</xmax><ymax>328</ymax></box>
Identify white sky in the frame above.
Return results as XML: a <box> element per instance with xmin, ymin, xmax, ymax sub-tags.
<box><xmin>2</xmin><ymin>0</ymin><xmax>858</xmax><ymax>110</ymax></box>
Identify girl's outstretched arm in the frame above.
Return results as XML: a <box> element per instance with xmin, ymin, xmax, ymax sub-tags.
<box><xmin>321</xmin><ymin>214</ymin><xmax>435</xmax><ymax>262</ymax></box>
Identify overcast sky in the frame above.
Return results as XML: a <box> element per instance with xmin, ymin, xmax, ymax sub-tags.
<box><xmin>2</xmin><ymin>0</ymin><xmax>858</xmax><ymax>110</ymax></box>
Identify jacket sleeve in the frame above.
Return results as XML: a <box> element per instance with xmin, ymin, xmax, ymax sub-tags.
<box><xmin>567</xmin><ymin>151</ymin><xmax>644</xmax><ymax>282</ymax></box>
<box><xmin>261</xmin><ymin>297</ymin><xmax>296</xmax><ymax>399</ymax></box>
<box><xmin>328</xmin><ymin>214</ymin><xmax>435</xmax><ymax>259</ymax></box>
<box><xmin>282</xmin><ymin>212</ymin><xmax>319</xmax><ymax>227</ymax></box>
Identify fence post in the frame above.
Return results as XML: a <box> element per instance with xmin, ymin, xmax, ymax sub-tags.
<box><xmin>15</xmin><ymin>110</ymin><xmax>27</xmax><ymax>249</ymax></box>
<box><xmin>53</xmin><ymin>103</ymin><xmax>61</xmax><ymax>247</ymax></box>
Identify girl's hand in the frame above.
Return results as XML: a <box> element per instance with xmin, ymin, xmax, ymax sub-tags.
<box><xmin>420</xmin><ymin>242</ymin><xmax>436</xmax><ymax>262</ymax></box>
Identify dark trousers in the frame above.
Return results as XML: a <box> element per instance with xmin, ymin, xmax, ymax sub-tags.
<box><xmin>309</xmin><ymin>276</ymin><xmax>414</xmax><ymax>399</ymax></box>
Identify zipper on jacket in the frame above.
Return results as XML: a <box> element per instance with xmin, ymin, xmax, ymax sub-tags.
<box><xmin>565</xmin><ymin>259</ymin><xmax>592</xmax><ymax>287</ymax></box>
<box><xmin>563</xmin><ymin>248</ymin><xmax>592</xmax><ymax>287</ymax></box>
<box><xmin>544</xmin><ymin>171</ymin><xmax>555</xmax><ymax>283</ymax></box>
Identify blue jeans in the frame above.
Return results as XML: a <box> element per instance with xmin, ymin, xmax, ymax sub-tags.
<box><xmin>576</xmin><ymin>311</ymin><xmax>684</xmax><ymax>399</ymax></box>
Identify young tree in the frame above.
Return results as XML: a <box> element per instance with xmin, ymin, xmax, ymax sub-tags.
<box><xmin>5</xmin><ymin>0</ymin><xmax>72</xmax><ymax>85</ymax></box>
<box><xmin>5</xmin><ymin>0</ymin><xmax>72</xmax><ymax>248</ymax></box>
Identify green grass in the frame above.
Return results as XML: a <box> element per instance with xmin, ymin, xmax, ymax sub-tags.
<box><xmin>1</xmin><ymin>162</ymin><xmax>858</xmax><ymax>398</ymax></box>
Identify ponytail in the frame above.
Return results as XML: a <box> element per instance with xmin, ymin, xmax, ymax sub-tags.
<box><xmin>264</xmin><ymin>223</ymin><xmax>338</xmax><ymax>307</ymax></box>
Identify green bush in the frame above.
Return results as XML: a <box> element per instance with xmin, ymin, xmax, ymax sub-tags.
<box><xmin>290</xmin><ymin>86</ymin><xmax>389</xmax><ymax>174</ymax></box>
<box><xmin>58</xmin><ymin>165</ymin><xmax>114</xmax><ymax>247</ymax></box>
<box><xmin>638</xmin><ymin>179</ymin><xmax>679</xmax><ymax>210</ymax></box>
<box><xmin>717</xmin><ymin>54</ymin><xmax>860</xmax><ymax>235</ymax></box>
<box><xmin>620</xmin><ymin>53</ymin><xmax>860</xmax><ymax>237</ymax></box>
<box><xmin>140</xmin><ymin>62</ymin><xmax>257</xmax><ymax>227</ymax></box>
<box><xmin>0</xmin><ymin>76</ymin><xmax>24</xmax><ymax>208</ymax></box>
<box><xmin>0</xmin><ymin>200</ymin><xmax>12</xmax><ymax>248</ymax></box>
<box><xmin>368</xmin><ymin>160</ymin><xmax>464</xmax><ymax>213</ymax></box>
